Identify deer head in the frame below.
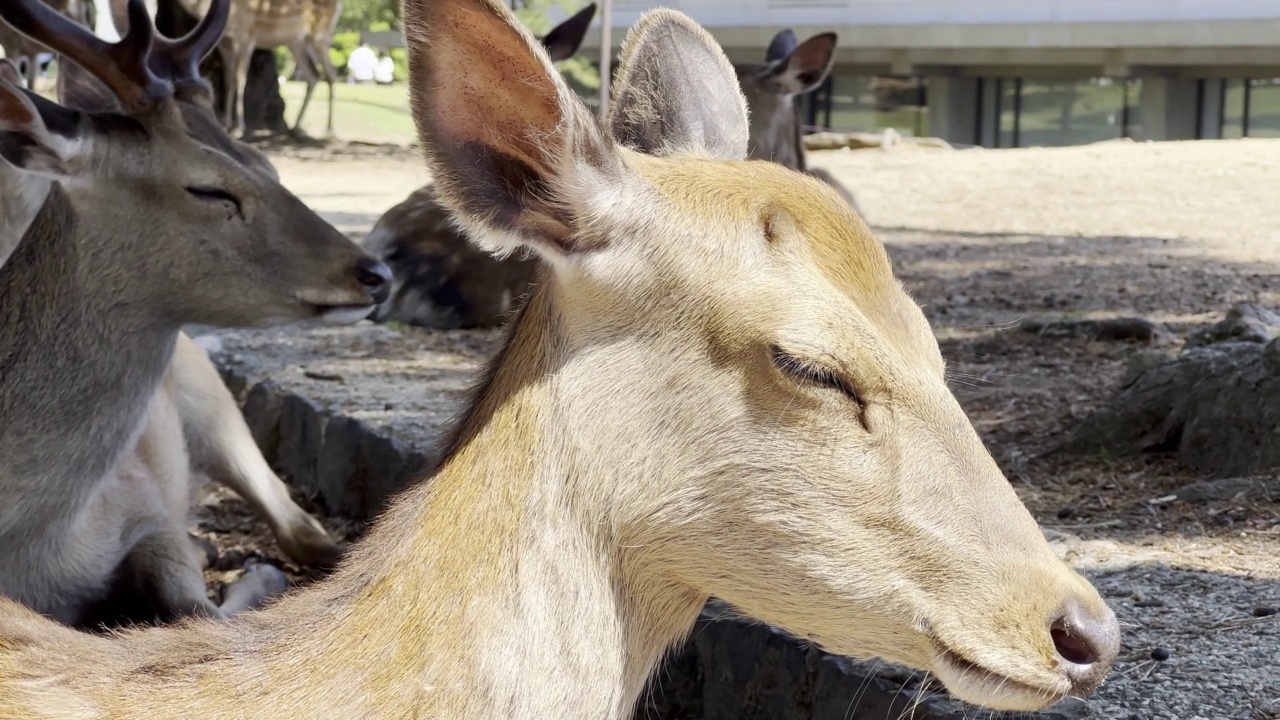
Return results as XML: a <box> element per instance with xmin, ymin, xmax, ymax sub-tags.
<box><xmin>405</xmin><ymin>0</ymin><xmax>1118</xmax><ymax>711</ymax></box>
<box><xmin>0</xmin><ymin>0</ymin><xmax>389</xmax><ymax>327</ymax></box>
<box><xmin>735</xmin><ymin>29</ymin><xmax>836</xmax><ymax>169</ymax></box>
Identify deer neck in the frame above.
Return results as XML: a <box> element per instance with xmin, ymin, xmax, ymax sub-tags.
<box><xmin>249</xmin><ymin>286</ymin><xmax>706</xmax><ymax>719</ymax></box>
<box><xmin>0</xmin><ymin>185</ymin><xmax>179</xmax><ymax>529</ymax></box>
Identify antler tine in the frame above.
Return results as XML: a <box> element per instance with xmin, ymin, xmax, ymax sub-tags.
<box><xmin>152</xmin><ymin>0</ymin><xmax>230</xmax><ymax>86</ymax></box>
<box><xmin>0</xmin><ymin>0</ymin><xmax>170</xmax><ymax>112</ymax></box>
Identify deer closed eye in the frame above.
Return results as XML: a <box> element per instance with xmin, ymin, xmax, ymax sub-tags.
<box><xmin>770</xmin><ymin>346</ymin><xmax>869</xmax><ymax>426</ymax></box>
<box><xmin>185</xmin><ymin>187</ymin><xmax>242</xmax><ymax>218</ymax></box>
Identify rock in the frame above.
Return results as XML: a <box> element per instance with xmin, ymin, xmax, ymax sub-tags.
<box><xmin>1065</xmin><ymin>337</ymin><xmax>1280</xmax><ymax>475</ymax></box>
<box><xmin>638</xmin><ymin>604</ymin><xmax>952</xmax><ymax>719</ymax></box>
<box><xmin>1122</xmin><ymin>349</ymin><xmax>1178</xmax><ymax>386</ymax></box>
<box><xmin>1185</xmin><ymin>302</ymin><xmax>1280</xmax><ymax>348</ymax></box>
<box><xmin>802</xmin><ymin>130</ymin><xmax>953</xmax><ymax>152</ymax></box>
<box><xmin>1173</xmin><ymin>477</ymin><xmax>1276</xmax><ymax>503</ymax></box>
<box><xmin>1019</xmin><ymin>316</ymin><xmax>1172</xmax><ymax>344</ymax></box>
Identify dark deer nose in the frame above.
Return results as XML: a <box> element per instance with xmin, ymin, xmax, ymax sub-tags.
<box><xmin>355</xmin><ymin>257</ymin><xmax>392</xmax><ymax>305</ymax></box>
<box><xmin>1050</xmin><ymin>598</ymin><xmax>1120</xmax><ymax>693</ymax></box>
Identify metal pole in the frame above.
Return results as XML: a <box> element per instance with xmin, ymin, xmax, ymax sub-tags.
<box><xmin>598</xmin><ymin>0</ymin><xmax>611</xmax><ymax>118</ymax></box>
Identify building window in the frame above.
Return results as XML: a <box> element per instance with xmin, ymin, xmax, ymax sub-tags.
<box><xmin>1221</xmin><ymin>79</ymin><xmax>1247</xmax><ymax>138</ymax></box>
<box><xmin>801</xmin><ymin>73</ymin><xmax>927</xmax><ymax>137</ymax></box>
<box><xmin>1249</xmin><ymin>79</ymin><xmax>1280</xmax><ymax>137</ymax></box>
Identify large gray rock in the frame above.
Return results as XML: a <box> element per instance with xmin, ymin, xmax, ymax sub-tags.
<box><xmin>638</xmin><ymin>604</ymin><xmax>1091</xmax><ymax>720</ymax></box>
<box><xmin>1066</xmin><ymin>303</ymin><xmax>1280</xmax><ymax>478</ymax></box>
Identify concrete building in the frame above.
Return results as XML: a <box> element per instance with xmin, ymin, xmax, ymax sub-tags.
<box><xmin>574</xmin><ymin>0</ymin><xmax>1280</xmax><ymax>147</ymax></box>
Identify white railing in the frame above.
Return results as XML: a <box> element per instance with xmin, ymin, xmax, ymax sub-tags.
<box><xmin>571</xmin><ymin>0</ymin><xmax>1280</xmax><ymax>29</ymax></box>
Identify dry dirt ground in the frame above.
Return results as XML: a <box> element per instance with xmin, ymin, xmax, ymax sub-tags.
<box><xmin>197</xmin><ymin>137</ymin><xmax>1280</xmax><ymax>719</ymax></box>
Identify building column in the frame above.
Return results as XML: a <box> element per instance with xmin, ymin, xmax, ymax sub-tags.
<box><xmin>1138</xmin><ymin>78</ymin><xmax>1206</xmax><ymax>141</ymax></box>
<box><xmin>926</xmin><ymin>76</ymin><xmax>979</xmax><ymax>145</ymax></box>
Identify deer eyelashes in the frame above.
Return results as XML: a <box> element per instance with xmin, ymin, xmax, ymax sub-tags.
<box><xmin>770</xmin><ymin>345</ymin><xmax>869</xmax><ymax>426</ymax></box>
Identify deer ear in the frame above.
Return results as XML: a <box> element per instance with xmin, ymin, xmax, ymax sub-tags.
<box><xmin>0</xmin><ymin>72</ymin><xmax>85</xmax><ymax>179</ymax></box>
<box><xmin>541</xmin><ymin>3</ymin><xmax>596</xmax><ymax>63</ymax></box>
<box><xmin>405</xmin><ymin>0</ymin><xmax>625</xmax><ymax>262</ymax></box>
<box><xmin>769</xmin><ymin>32</ymin><xmax>836</xmax><ymax>96</ymax></box>
<box><xmin>764</xmin><ymin>28</ymin><xmax>798</xmax><ymax>65</ymax></box>
<box><xmin>0</xmin><ymin>60</ymin><xmax>22</xmax><ymax>88</ymax></box>
<box><xmin>57</xmin><ymin>58</ymin><xmax>123</xmax><ymax>114</ymax></box>
<box><xmin>607</xmin><ymin>9</ymin><xmax>748</xmax><ymax>160</ymax></box>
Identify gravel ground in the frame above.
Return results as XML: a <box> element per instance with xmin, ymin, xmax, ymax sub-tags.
<box><xmin>195</xmin><ymin>137</ymin><xmax>1280</xmax><ymax>719</ymax></box>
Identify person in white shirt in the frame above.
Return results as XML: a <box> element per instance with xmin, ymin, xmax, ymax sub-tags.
<box><xmin>347</xmin><ymin>43</ymin><xmax>378</xmax><ymax>84</ymax></box>
<box><xmin>374</xmin><ymin>51</ymin><xmax>395</xmax><ymax>84</ymax></box>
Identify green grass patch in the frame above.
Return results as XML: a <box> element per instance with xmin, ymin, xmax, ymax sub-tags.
<box><xmin>280</xmin><ymin>80</ymin><xmax>417</xmax><ymax>145</ymax></box>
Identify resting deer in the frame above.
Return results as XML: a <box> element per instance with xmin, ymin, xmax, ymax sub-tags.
<box><xmin>0</xmin><ymin>0</ymin><xmax>1118</xmax><ymax>715</ymax></box>
<box><xmin>46</xmin><ymin>8</ymin><xmax>347</xmax><ymax>573</ymax></box>
<box><xmin>738</xmin><ymin>27</ymin><xmax>862</xmax><ymax>213</ymax></box>
<box><xmin>361</xmin><ymin>2</ymin><xmax>596</xmax><ymax>329</ymax></box>
<box><xmin>0</xmin><ymin>0</ymin><xmax>389</xmax><ymax>626</ymax></box>
<box><xmin>361</xmin><ymin>12</ymin><xmax>862</xmax><ymax>331</ymax></box>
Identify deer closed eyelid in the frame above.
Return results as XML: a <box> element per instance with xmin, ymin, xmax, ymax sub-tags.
<box><xmin>769</xmin><ymin>345</ymin><xmax>866</xmax><ymax>408</ymax></box>
<box><xmin>184</xmin><ymin>186</ymin><xmax>243</xmax><ymax>218</ymax></box>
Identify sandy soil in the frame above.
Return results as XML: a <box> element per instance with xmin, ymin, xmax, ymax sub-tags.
<box><xmin>197</xmin><ymin>136</ymin><xmax>1280</xmax><ymax>719</ymax></box>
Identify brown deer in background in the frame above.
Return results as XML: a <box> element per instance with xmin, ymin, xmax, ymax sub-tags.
<box><xmin>0</xmin><ymin>0</ymin><xmax>388</xmax><ymax>626</ymax></box>
<box><xmin>738</xmin><ymin>27</ymin><xmax>862</xmax><ymax>212</ymax></box>
<box><xmin>0</xmin><ymin>1</ymin><xmax>1117</xmax><ymax>716</ymax></box>
<box><xmin>145</xmin><ymin>0</ymin><xmax>341</xmax><ymax>136</ymax></box>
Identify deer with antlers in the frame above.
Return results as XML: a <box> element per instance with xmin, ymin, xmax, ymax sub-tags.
<box><xmin>0</xmin><ymin>0</ymin><xmax>1117</xmax><ymax>715</ymax></box>
<box><xmin>0</xmin><ymin>0</ymin><xmax>388</xmax><ymax>626</ymax></box>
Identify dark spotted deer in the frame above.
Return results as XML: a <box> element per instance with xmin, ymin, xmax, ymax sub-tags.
<box><xmin>0</xmin><ymin>0</ymin><xmax>388</xmax><ymax>627</ymax></box>
<box><xmin>360</xmin><ymin>2</ymin><xmax>597</xmax><ymax>329</ymax></box>
<box><xmin>0</xmin><ymin>1</ymin><xmax>1117</xmax><ymax>716</ymax></box>
<box><xmin>363</xmin><ymin>18</ymin><xmax>859</xmax><ymax>331</ymax></box>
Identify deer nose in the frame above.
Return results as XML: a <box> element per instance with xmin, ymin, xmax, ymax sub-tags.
<box><xmin>355</xmin><ymin>257</ymin><xmax>392</xmax><ymax>305</ymax></box>
<box><xmin>1050</xmin><ymin>598</ymin><xmax>1120</xmax><ymax>693</ymax></box>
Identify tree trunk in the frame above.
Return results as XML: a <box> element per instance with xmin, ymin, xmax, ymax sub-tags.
<box><xmin>154</xmin><ymin>0</ymin><xmax>289</xmax><ymax>135</ymax></box>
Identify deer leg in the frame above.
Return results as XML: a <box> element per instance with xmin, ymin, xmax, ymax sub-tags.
<box><xmin>231</xmin><ymin>43</ymin><xmax>254</xmax><ymax>137</ymax></box>
<box><xmin>288</xmin><ymin>41</ymin><xmax>317</xmax><ymax>136</ymax></box>
<box><xmin>317</xmin><ymin>41</ymin><xmax>340</xmax><ymax>136</ymax></box>
<box><xmin>217</xmin><ymin>41</ymin><xmax>238</xmax><ymax>130</ymax></box>
<box><xmin>22</xmin><ymin>56</ymin><xmax>36</xmax><ymax>90</ymax></box>
<box><xmin>120</xmin><ymin>528</ymin><xmax>289</xmax><ymax>622</ymax></box>
<box><xmin>173</xmin><ymin>334</ymin><xmax>344</xmax><ymax>570</ymax></box>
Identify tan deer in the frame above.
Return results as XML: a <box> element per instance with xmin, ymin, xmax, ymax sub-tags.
<box><xmin>361</xmin><ymin>2</ymin><xmax>597</xmax><ymax>329</ymax></box>
<box><xmin>738</xmin><ymin>27</ymin><xmax>861</xmax><ymax>213</ymax></box>
<box><xmin>0</xmin><ymin>0</ymin><xmax>92</xmax><ymax>89</ymax></box>
<box><xmin>0</xmin><ymin>0</ymin><xmax>388</xmax><ymax>626</ymax></box>
<box><xmin>0</xmin><ymin>0</ymin><xmax>1118</xmax><ymax>715</ymax></box>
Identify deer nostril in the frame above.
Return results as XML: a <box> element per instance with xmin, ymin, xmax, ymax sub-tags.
<box><xmin>354</xmin><ymin>258</ymin><xmax>392</xmax><ymax>304</ymax></box>
<box><xmin>1051</xmin><ymin>625</ymin><xmax>1097</xmax><ymax>665</ymax></box>
<box><xmin>1049</xmin><ymin>598</ymin><xmax>1120</xmax><ymax>692</ymax></box>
